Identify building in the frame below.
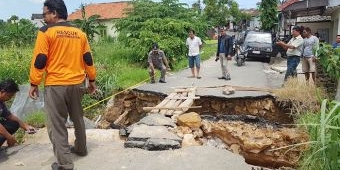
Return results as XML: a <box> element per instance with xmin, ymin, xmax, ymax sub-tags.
<box><xmin>31</xmin><ymin>14</ymin><xmax>44</xmax><ymax>28</ymax></box>
<box><xmin>278</xmin><ymin>0</ymin><xmax>339</xmax><ymax>43</ymax></box>
<box><xmin>241</xmin><ymin>8</ymin><xmax>261</xmax><ymax>31</ymax></box>
<box><xmin>325</xmin><ymin>0</ymin><xmax>340</xmax><ymax>43</ymax></box>
<box><xmin>68</xmin><ymin>1</ymin><xmax>131</xmax><ymax>41</ymax></box>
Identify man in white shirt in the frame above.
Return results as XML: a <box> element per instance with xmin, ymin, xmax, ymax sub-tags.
<box><xmin>276</xmin><ymin>25</ymin><xmax>304</xmax><ymax>81</ymax></box>
<box><xmin>302</xmin><ymin>27</ymin><xmax>319</xmax><ymax>84</ymax></box>
<box><xmin>186</xmin><ymin>30</ymin><xmax>203</xmax><ymax>79</ymax></box>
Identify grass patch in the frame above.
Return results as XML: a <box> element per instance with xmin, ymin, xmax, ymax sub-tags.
<box><xmin>296</xmin><ymin>99</ymin><xmax>340</xmax><ymax>170</ymax></box>
<box><xmin>273</xmin><ymin>78</ymin><xmax>326</xmax><ymax>116</ymax></box>
<box><xmin>24</xmin><ymin>111</ymin><xmax>46</xmax><ymax>128</ymax></box>
<box><xmin>14</xmin><ymin>129</ymin><xmax>26</xmax><ymax>145</ymax></box>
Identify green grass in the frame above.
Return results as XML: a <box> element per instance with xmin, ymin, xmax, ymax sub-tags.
<box><xmin>0</xmin><ymin>40</ymin><xmax>217</xmax><ymax>122</ymax></box>
<box><xmin>0</xmin><ymin>47</ymin><xmax>32</xmax><ymax>84</ymax></box>
<box><xmin>24</xmin><ymin>111</ymin><xmax>46</xmax><ymax>128</ymax></box>
<box><xmin>296</xmin><ymin>99</ymin><xmax>340</xmax><ymax>170</ymax></box>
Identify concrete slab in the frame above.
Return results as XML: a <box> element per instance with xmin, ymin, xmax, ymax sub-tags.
<box><xmin>0</xmin><ymin>142</ymin><xmax>254</xmax><ymax>170</ymax></box>
<box><xmin>128</xmin><ymin>124</ymin><xmax>181</xmax><ymax>142</ymax></box>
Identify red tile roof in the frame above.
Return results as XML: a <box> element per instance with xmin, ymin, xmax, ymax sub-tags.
<box><xmin>241</xmin><ymin>8</ymin><xmax>260</xmax><ymax>16</ymax></box>
<box><xmin>279</xmin><ymin>0</ymin><xmax>300</xmax><ymax>11</ymax></box>
<box><xmin>68</xmin><ymin>1</ymin><xmax>131</xmax><ymax>21</ymax></box>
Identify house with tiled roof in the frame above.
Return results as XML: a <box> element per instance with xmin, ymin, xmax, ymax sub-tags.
<box><xmin>30</xmin><ymin>14</ymin><xmax>44</xmax><ymax>28</ymax></box>
<box><xmin>278</xmin><ymin>0</ymin><xmax>333</xmax><ymax>43</ymax></box>
<box><xmin>241</xmin><ymin>8</ymin><xmax>261</xmax><ymax>31</ymax></box>
<box><xmin>68</xmin><ymin>1</ymin><xmax>131</xmax><ymax>40</ymax></box>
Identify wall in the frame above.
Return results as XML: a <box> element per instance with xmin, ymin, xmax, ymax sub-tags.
<box><xmin>296</xmin><ymin>21</ymin><xmax>332</xmax><ymax>43</ymax></box>
<box><xmin>248</xmin><ymin>17</ymin><xmax>261</xmax><ymax>30</ymax></box>
<box><xmin>331</xmin><ymin>9</ymin><xmax>340</xmax><ymax>43</ymax></box>
<box><xmin>31</xmin><ymin>19</ymin><xmax>44</xmax><ymax>28</ymax></box>
<box><xmin>94</xmin><ymin>19</ymin><xmax>118</xmax><ymax>41</ymax></box>
<box><xmin>329</xmin><ymin>0</ymin><xmax>340</xmax><ymax>7</ymax></box>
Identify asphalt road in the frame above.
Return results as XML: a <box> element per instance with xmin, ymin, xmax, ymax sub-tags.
<box><xmin>136</xmin><ymin>55</ymin><xmax>287</xmax><ymax>98</ymax></box>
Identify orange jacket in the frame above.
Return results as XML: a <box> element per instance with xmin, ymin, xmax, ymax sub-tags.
<box><xmin>30</xmin><ymin>22</ymin><xmax>96</xmax><ymax>86</ymax></box>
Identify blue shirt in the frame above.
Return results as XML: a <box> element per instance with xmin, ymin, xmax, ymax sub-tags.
<box><xmin>332</xmin><ymin>43</ymin><xmax>340</xmax><ymax>49</ymax></box>
<box><xmin>219</xmin><ymin>41</ymin><xmax>225</xmax><ymax>53</ymax></box>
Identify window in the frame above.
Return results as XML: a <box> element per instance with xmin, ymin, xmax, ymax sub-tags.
<box><xmin>99</xmin><ymin>26</ymin><xmax>107</xmax><ymax>37</ymax></box>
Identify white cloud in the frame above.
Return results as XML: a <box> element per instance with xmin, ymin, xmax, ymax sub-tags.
<box><xmin>29</xmin><ymin>0</ymin><xmax>44</xmax><ymax>4</ymax></box>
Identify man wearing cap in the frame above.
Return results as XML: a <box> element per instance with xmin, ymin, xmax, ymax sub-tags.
<box><xmin>276</xmin><ymin>25</ymin><xmax>304</xmax><ymax>81</ymax></box>
<box><xmin>147</xmin><ymin>43</ymin><xmax>170</xmax><ymax>83</ymax></box>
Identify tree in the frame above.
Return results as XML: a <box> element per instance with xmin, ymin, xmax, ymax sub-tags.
<box><xmin>0</xmin><ymin>16</ymin><xmax>38</xmax><ymax>47</ymax></box>
<box><xmin>72</xmin><ymin>4</ymin><xmax>102</xmax><ymax>42</ymax></box>
<box><xmin>228</xmin><ymin>1</ymin><xmax>250</xmax><ymax>30</ymax></box>
<box><xmin>202</xmin><ymin>0</ymin><xmax>234</xmax><ymax>27</ymax></box>
<box><xmin>114</xmin><ymin>0</ymin><xmax>209</xmax><ymax>64</ymax></box>
<box><xmin>259</xmin><ymin>0</ymin><xmax>279</xmax><ymax>31</ymax></box>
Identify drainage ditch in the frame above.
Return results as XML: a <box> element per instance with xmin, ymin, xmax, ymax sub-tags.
<box><xmin>101</xmin><ymin>89</ymin><xmax>308</xmax><ymax>169</ymax></box>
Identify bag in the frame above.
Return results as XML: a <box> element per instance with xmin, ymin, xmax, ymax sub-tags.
<box><xmin>10</xmin><ymin>84</ymin><xmax>44</xmax><ymax>119</ymax></box>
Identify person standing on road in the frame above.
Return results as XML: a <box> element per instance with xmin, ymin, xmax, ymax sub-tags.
<box><xmin>148</xmin><ymin>43</ymin><xmax>171</xmax><ymax>83</ymax></box>
<box><xmin>216</xmin><ymin>27</ymin><xmax>233</xmax><ymax>80</ymax></box>
<box><xmin>302</xmin><ymin>27</ymin><xmax>319</xmax><ymax>84</ymax></box>
<box><xmin>276</xmin><ymin>25</ymin><xmax>304</xmax><ymax>82</ymax></box>
<box><xmin>0</xmin><ymin>79</ymin><xmax>36</xmax><ymax>148</ymax></box>
<box><xmin>332</xmin><ymin>35</ymin><xmax>340</xmax><ymax>48</ymax></box>
<box><xmin>186</xmin><ymin>30</ymin><xmax>203</xmax><ymax>79</ymax></box>
<box><xmin>29</xmin><ymin>0</ymin><xmax>96</xmax><ymax>169</ymax></box>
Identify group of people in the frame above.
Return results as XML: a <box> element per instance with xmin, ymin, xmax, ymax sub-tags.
<box><xmin>276</xmin><ymin>27</ymin><xmax>340</xmax><ymax>84</ymax></box>
<box><xmin>276</xmin><ymin>26</ymin><xmax>320</xmax><ymax>84</ymax></box>
<box><xmin>148</xmin><ymin>27</ymin><xmax>234</xmax><ymax>83</ymax></box>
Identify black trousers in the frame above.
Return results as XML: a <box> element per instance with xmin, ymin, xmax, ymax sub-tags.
<box><xmin>0</xmin><ymin>119</ymin><xmax>20</xmax><ymax>146</ymax></box>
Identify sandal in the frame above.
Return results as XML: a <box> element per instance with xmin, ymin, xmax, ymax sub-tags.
<box><xmin>197</xmin><ymin>76</ymin><xmax>202</xmax><ymax>79</ymax></box>
<box><xmin>187</xmin><ymin>75</ymin><xmax>195</xmax><ymax>78</ymax></box>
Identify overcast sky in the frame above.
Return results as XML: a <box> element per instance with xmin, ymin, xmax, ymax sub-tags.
<box><xmin>0</xmin><ymin>0</ymin><xmax>260</xmax><ymax>20</ymax></box>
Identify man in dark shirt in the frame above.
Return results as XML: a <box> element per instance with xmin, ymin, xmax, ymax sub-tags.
<box><xmin>0</xmin><ymin>79</ymin><xmax>35</xmax><ymax>148</ymax></box>
<box><xmin>216</xmin><ymin>27</ymin><xmax>233</xmax><ymax>80</ymax></box>
<box><xmin>147</xmin><ymin>43</ymin><xmax>170</xmax><ymax>83</ymax></box>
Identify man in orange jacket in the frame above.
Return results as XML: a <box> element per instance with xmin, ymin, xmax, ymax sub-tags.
<box><xmin>29</xmin><ymin>0</ymin><xmax>96</xmax><ymax>169</ymax></box>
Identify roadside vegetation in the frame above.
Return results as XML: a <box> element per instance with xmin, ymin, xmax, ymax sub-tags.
<box><xmin>273</xmin><ymin>43</ymin><xmax>340</xmax><ymax>170</ymax></box>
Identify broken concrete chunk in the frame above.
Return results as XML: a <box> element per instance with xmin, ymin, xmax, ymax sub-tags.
<box><xmin>145</xmin><ymin>138</ymin><xmax>181</xmax><ymax>150</ymax></box>
<box><xmin>128</xmin><ymin>124</ymin><xmax>181</xmax><ymax>142</ymax></box>
<box><xmin>137</xmin><ymin>114</ymin><xmax>176</xmax><ymax>127</ymax></box>
<box><xmin>222</xmin><ymin>86</ymin><xmax>235</xmax><ymax>95</ymax></box>
<box><xmin>124</xmin><ymin>141</ymin><xmax>146</xmax><ymax>149</ymax></box>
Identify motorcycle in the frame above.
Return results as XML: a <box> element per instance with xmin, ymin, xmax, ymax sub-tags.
<box><xmin>234</xmin><ymin>43</ymin><xmax>246</xmax><ymax>66</ymax></box>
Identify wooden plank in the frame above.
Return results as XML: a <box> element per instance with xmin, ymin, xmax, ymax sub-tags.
<box><xmin>160</xmin><ymin>93</ymin><xmax>182</xmax><ymax>115</ymax></box>
<box><xmin>166</xmin><ymin>96</ymin><xmax>200</xmax><ymax>100</ymax></box>
<box><xmin>172</xmin><ymin>88</ymin><xmax>197</xmax><ymax>115</ymax></box>
<box><xmin>143</xmin><ymin>106</ymin><xmax>202</xmax><ymax>111</ymax></box>
<box><xmin>113</xmin><ymin>110</ymin><xmax>129</xmax><ymax>125</ymax></box>
<box><xmin>165</xmin><ymin>92</ymin><xmax>188</xmax><ymax>116</ymax></box>
<box><xmin>174</xmin><ymin>89</ymin><xmax>194</xmax><ymax>92</ymax></box>
<box><xmin>150</xmin><ymin>93</ymin><xmax>176</xmax><ymax>113</ymax></box>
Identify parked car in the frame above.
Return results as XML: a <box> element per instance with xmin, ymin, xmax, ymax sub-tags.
<box><xmin>242</xmin><ymin>31</ymin><xmax>275</xmax><ymax>63</ymax></box>
<box><xmin>272</xmin><ymin>35</ymin><xmax>291</xmax><ymax>58</ymax></box>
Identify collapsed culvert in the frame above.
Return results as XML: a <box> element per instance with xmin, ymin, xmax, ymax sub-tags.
<box><xmin>99</xmin><ymin>88</ymin><xmax>309</xmax><ymax>169</ymax></box>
